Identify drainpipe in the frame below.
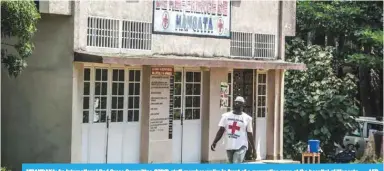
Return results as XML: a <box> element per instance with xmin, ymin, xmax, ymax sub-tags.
<box><xmin>274</xmin><ymin>0</ymin><xmax>284</xmax><ymax>160</ymax></box>
<box><xmin>278</xmin><ymin>0</ymin><xmax>286</xmax><ymax>160</ymax></box>
<box><xmin>280</xmin><ymin>69</ymin><xmax>285</xmax><ymax>160</ymax></box>
<box><xmin>276</xmin><ymin>0</ymin><xmax>283</xmax><ymax>60</ymax></box>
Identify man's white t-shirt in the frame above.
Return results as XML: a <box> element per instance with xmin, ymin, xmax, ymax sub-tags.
<box><xmin>218</xmin><ymin>111</ymin><xmax>253</xmax><ymax>150</ymax></box>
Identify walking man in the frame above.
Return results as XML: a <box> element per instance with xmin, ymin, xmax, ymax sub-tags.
<box><xmin>210</xmin><ymin>96</ymin><xmax>256</xmax><ymax>163</ymax></box>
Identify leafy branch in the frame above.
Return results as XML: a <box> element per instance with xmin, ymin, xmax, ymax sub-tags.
<box><xmin>1</xmin><ymin>0</ymin><xmax>40</xmax><ymax>77</ymax></box>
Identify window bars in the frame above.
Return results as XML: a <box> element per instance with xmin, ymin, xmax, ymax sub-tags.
<box><xmin>87</xmin><ymin>16</ymin><xmax>152</xmax><ymax>50</ymax></box>
<box><xmin>230</xmin><ymin>32</ymin><xmax>276</xmax><ymax>59</ymax></box>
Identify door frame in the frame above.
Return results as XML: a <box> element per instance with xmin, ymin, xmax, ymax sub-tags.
<box><xmin>80</xmin><ymin>64</ymin><xmax>142</xmax><ymax>163</ymax></box>
<box><xmin>226</xmin><ymin>69</ymin><xmax>268</xmax><ymax>159</ymax></box>
<box><xmin>254</xmin><ymin>69</ymin><xmax>268</xmax><ymax>160</ymax></box>
<box><xmin>173</xmin><ymin>67</ymin><xmax>203</xmax><ymax>163</ymax></box>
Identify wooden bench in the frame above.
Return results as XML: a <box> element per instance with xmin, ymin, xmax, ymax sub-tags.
<box><xmin>301</xmin><ymin>152</ymin><xmax>320</xmax><ymax>163</ymax></box>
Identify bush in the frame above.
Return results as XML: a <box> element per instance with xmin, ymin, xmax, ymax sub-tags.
<box><xmin>1</xmin><ymin>168</ymin><xmax>11</xmax><ymax>171</ymax></box>
<box><xmin>283</xmin><ymin>38</ymin><xmax>359</xmax><ymax>161</ymax></box>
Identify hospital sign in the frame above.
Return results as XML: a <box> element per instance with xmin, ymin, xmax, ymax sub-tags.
<box><xmin>153</xmin><ymin>0</ymin><xmax>231</xmax><ymax>38</ymax></box>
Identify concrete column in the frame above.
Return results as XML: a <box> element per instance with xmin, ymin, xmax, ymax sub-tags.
<box><xmin>266</xmin><ymin>69</ymin><xmax>285</xmax><ymax>160</ymax></box>
<box><xmin>274</xmin><ymin>70</ymin><xmax>282</xmax><ymax>159</ymax></box>
<box><xmin>139</xmin><ymin>65</ymin><xmax>151</xmax><ymax>163</ymax></box>
<box><xmin>201</xmin><ymin>71</ymin><xmax>210</xmax><ymax>162</ymax></box>
<box><xmin>206</xmin><ymin>68</ymin><xmax>229</xmax><ymax>162</ymax></box>
<box><xmin>266</xmin><ymin>70</ymin><xmax>276</xmax><ymax>159</ymax></box>
<box><xmin>71</xmin><ymin>63</ymin><xmax>84</xmax><ymax>162</ymax></box>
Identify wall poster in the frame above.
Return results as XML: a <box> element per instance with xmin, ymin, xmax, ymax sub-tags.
<box><xmin>220</xmin><ymin>82</ymin><xmax>229</xmax><ymax>109</ymax></box>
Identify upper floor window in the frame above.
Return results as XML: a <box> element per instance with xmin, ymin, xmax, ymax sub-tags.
<box><xmin>254</xmin><ymin>34</ymin><xmax>276</xmax><ymax>58</ymax></box>
<box><xmin>86</xmin><ymin>16</ymin><xmax>152</xmax><ymax>50</ymax></box>
<box><xmin>230</xmin><ymin>32</ymin><xmax>253</xmax><ymax>57</ymax></box>
<box><xmin>122</xmin><ymin>21</ymin><xmax>152</xmax><ymax>50</ymax></box>
<box><xmin>230</xmin><ymin>32</ymin><xmax>276</xmax><ymax>59</ymax></box>
<box><xmin>87</xmin><ymin>17</ymin><xmax>119</xmax><ymax>48</ymax></box>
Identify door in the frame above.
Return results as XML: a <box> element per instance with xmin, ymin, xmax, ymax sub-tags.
<box><xmin>254</xmin><ymin>71</ymin><xmax>267</xmax><ymax>160</ymax></box>
<box><xmin>81</xmin><ymin>67</ymin><xmax>141</xmax><ymax>163</ymax></box>
<box><xmin>172</xmin><ymin>70</ymin><xmax>202</xmax><ymax>163</ymax></box>
<box><xmin>232</xmin><ymin>69</ymin><xmax>255</xmax><ymax>159</ymax></box>
<box><xmin>232</xmin><ymin>70</ymin><xmax>254</xmax><ymax>115</ymax></box>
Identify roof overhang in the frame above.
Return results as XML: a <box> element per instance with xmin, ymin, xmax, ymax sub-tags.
<box><xmin>74</xmin><ymin>52</ymin><xmax>306</xmax><ymax>71</ymax></box>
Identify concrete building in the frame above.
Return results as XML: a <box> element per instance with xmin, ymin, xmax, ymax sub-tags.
<box><xmin>1</xmin><ymin>0</ymin><xmax>305</xmax><ymax>169</ymax></box>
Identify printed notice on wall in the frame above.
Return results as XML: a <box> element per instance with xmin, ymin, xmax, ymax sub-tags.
<box><xmin>220</xmin><ymin>82</ymin><xmax>229</xmax><ymax>109</ymax></box>
<box><xmin>168</xmin><ymin>75</ymin><xmax>174</xmax><ymax>140</ymax></box>
<box><xmin>149</xmin><ymin>75</ymin><xmax>171</xmax><ymax>141</ymax></box>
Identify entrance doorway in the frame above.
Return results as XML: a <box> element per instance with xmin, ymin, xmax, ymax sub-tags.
<box><xmin>81</xmin><ymin>67</ymin><xmax>141</xmax><ymax>163</ymax></box>
<box><xmin>172</xmin><ymin>69</ymin><xmax>202</xmax><ymax>163</ymax></box>
<box><xmin>230</xmin><ymin>69</ymin><xmax>268</xmax><ymax>160</ymax></box>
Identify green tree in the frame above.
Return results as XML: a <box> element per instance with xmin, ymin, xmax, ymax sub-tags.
<box><xmin>295</xmin><ymin>1</ymin><xmax>383</xmax><ymax>117</ymax></box>
<box><xmin>283</xmin><ymin>38</ymin><xmax>359</xmax><ymax>161</ymax></box>
<box><xmin>1</xmin><ymin>0</ymin><xmax>40</xmax><ymax>77</ymax></box>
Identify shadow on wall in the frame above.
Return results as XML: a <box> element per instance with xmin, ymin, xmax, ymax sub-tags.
<box><xmin>231</xmin><ymin>0</ymin><xmax>241</xmax><ymax>7</ymax></box>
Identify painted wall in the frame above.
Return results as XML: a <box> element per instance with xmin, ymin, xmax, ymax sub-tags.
<box><xmin>39</xmin><ymin>1</ymin><xmax>72</xmax><ymax>15</ymax></box>
<box><xmin>73</xmin><ymin>0</ymin><xmax>296</xmax><ymax>57</ymax></box>
<box><xmin>1</xmin><ymin>14</ymin><xmax>74</xmax><ymax>170</ymax></box>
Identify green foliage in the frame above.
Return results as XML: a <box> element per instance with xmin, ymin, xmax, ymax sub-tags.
<box><xmin>1</xmin><ymin>167</ymin><xmax>10</xmax><ymax>171</ymax></box>
<box><xmin>297</xmin><ymin>1</ymin><xmax>383</xmax><ymax>76</ymax></box>
<box><xmin>283</xmin><ymin>38</ymin><xmax>360</xmax><ymax>161</ymax></box>
<box><xmin>346</xmin><ymin>28</ymin><xmax>383</xmax><ymax>70</ymax></box>
<box><xmin>353</xmin><ymin>158</ymin><xmax>383</xmax><ymax>164</ymax></box>
<box><xmin>297</xmin><ymin>1</ymin><xmax>362</xmax><ymax>35</ymax></box>
<box><xmin>1</xmin><ymin>0</ymin><xmax>40</xmax><ymax>77</ymax></box>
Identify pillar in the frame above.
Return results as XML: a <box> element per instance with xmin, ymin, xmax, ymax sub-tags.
<box><xmin>139</xmin><ymin>65</ymin><xmax>150</xmax><ymax>163</ymax></box>
<box><xmin>266</xmin><ymin>69</ymin><xmax>284</xmax><ymax>160</ymax></box>
<box><xmin>71</xmin><ymin>62</ymin><xmax>84</xmax><ymax>162</ymax></box>
<box><xmin>266</xmin><ymin>70</ymin><xmax>276</xmax><ymax>159</ymax></box>
<box><xmin>201</xmin><ymin>71</ymin><xmax>210</xmax><ymax>162</ymax></box>
<box><xmin>204</xmin><ymin>67</ymin><xmax>229</xmax><ymax>162</ymax></box>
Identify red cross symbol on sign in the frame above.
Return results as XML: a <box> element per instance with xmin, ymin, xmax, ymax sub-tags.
<box><xmin>217</xmin><ymin>18</ymin><xmax>224</xmax><ymax>34</ymax></box>
<box><xmin>162</xmin><ymin>12</ymin><xmax>169</xmax><ymax>29</ymax></box>
<box><xmin>229</xmin><ymin>121</ymin><xmax>240</xmax><ymax>134</ymax></box>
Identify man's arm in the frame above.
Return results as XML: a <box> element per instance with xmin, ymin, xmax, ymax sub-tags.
<box><xmin>211</xmin><ymin>115</ymin><xmax>226</xmax><ymax>151</ymax></box>
<box><xmin>213</xmin><ymin>127</ymin><xmax>225</xmax><ymax>145</ymax></box>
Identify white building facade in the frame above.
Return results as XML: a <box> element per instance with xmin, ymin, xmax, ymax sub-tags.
<box><xmin>1</xmin><ymin>0</ymin><xmax>304</xmax><ymax>169</ymax></box>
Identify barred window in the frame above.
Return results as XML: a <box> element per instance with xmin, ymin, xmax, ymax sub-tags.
<box><xmin>87</xmin><ymin>17</ymin><xmax>119</xmax><ymax>48</ymax></box>
<box><xmin>122</xmin><ymin>21</ymin><xmax>152</xmax><ymax>50</ymax></box>
<box><xmin>230</xmin><ymin>32</ymin><xmax>253</xmax><ymax>57</ymax></box>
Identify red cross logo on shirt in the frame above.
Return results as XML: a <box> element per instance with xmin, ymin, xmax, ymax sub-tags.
<box><xmin>162</xmin><ymin>11</ymin><xmax>169</xmax><ymax>29</ymax></box>
<box><xmin>229</xmin><ymin>121</ymin><xmax>240</xmax><ymax>134</ymax></box>
<box><xmin>217</xmin><ymin>18</ymin><xmax>224</xmax><ymax>34</ymax></box>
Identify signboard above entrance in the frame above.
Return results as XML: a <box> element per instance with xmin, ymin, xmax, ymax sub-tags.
<box><xmin>153</xmin><ymin>0</ymin><xmax>231</xmax><ymax>38</ymax></box>
<box><xmin>151</xmin><ymin>67</ymin><xmax>174</xmax><ymax>76</ymax></box>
